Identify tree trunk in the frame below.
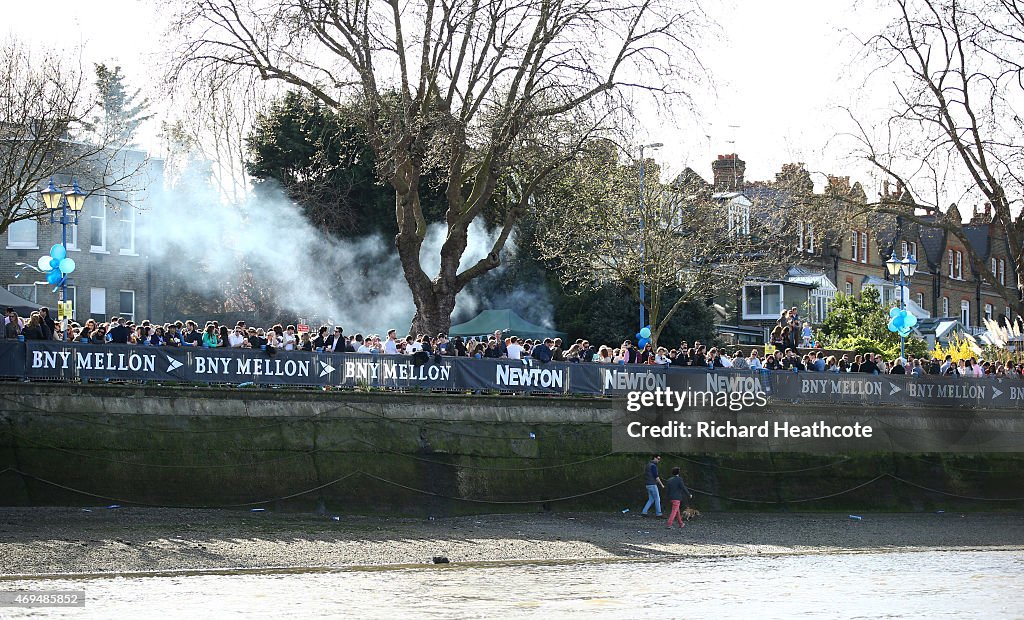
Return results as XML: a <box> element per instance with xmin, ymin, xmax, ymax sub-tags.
<box><xmin>409</xmin><ymin>286</ymin><xmax>457</xmax><ymax>337</ymax></box>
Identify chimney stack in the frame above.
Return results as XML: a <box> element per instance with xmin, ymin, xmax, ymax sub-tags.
<box><xmin>712</xmin><ymin>154</ymin><xmax>745</xmax><ymax>191</ymax></box>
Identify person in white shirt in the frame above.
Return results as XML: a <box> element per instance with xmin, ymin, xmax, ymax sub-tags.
<box><xmin>281</xmin><ymin>325</ymin><xmax>297</xmax><ymax>351</ymax></box>
<box><xmin>407</xmin><ymin>335</ymin><xmax>422</xmax><ymax>353</ymax></box>
<box><xmin>506</xmin><ymin>337</ymin><xmax>524</xmax><ymax>360</ymax></box>
<box><xmin>747</xmin><ymin>350</ymin><xmax>763</xmax><ymax>370</ymax></box>
<box><xmin>227</xmin><ymin>326</ymin><xmax>246</xmax><ymax>348</ymax></box>
<box><xmin>384</xmin><ymin>329</ymin><xmax>399</xmax><ymax>355</ymax></box>
<box><xmin>653</xmin><ymin>347</ymin><xmax>671</xmax><ymax>365</ymax></box>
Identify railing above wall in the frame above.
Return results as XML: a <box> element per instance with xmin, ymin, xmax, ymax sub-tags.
<box><xmin>0</xmin><ymin>341</ymin><xmax>1022</xmax><ymax>409</ymax></box>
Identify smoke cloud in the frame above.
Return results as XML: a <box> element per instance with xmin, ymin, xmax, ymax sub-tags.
<box><xmin>142</xmin><ymin>161</ymin><xmax>521</xmax><ymax>334</ymax></box>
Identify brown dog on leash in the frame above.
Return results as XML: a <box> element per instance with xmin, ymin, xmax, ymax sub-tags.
<box><xmin>682</xmin><ymin>507</ymin><xmax>701</xmax><ymax>521</ymax></box>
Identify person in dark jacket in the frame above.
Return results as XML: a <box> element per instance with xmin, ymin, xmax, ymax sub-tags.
<box><xmin>665</xmin><ymin>467</ymin><xmax>693</xmax><ymax>529</ymax></box>
<box><xmin>531</xmin><ymin>338</ymin><xmax>553</xmax><ymax>363</ymax></box>
<box><xmin>21</xmin><ymin>313</ymin><xmax>46</xmax><ymax>340</ymax></box>
<box><xmin>39</xmin><ymin>307</ymin><xmax>56</xmax><ymax>340</ymax></box>
<box><xmin>641</xmin><ymin>455</ymin><xmax>664</xmax><ymax>517</ymax></box>
<box><xmin>107</xmin><ymin>317</ymin><xmax>132</xmax><ymax>344</ymax></box>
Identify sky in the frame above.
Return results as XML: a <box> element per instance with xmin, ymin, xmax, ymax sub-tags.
<box><xmin>3</xmin><ymin>0</ymin><xmax>896</xmax><ymax>190</ymax></box>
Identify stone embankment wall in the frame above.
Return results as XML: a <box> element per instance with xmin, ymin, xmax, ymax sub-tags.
<box><xmin>0</xmin><ymin>384</ymin><xmax>1021</xmax><ymax>514</ymax></box>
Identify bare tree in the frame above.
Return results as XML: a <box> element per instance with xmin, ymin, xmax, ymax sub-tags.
<box><xmin>167</xmin><ymin>0</ymin><xmax>706</xmax><ymax>334</ymax></box>
<box><xmin>533</xmin><ymin>144</ymin><xmax>838</xmax><ymax>347</ymax></box>
<box><xmin>847</xmin><ymin>0</ymin><xmax>1024</xmax><ymax>314</ymax></box>
<box><xmin>161</xmin><ymin>66</ymin><xmax>266</xmax><ymax>204</ymax></box>
<box><xmin>0</xmin><ymin>36</ymin><xmax>146</xmax><ymax>236</ymax></box>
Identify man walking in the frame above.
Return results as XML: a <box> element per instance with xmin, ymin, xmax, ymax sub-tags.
<box><xmin>666</xmin><ymin>467</ymin><xmax>693</xmax><ymax>529</ymax></box>
<box><xmin>642</xmin><ymin>455</ymin><xmax>664</xmax><ymax>517</ymax></box>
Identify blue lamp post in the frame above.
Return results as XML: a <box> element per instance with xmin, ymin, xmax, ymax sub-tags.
<box><xmin>40</xmin><ymin>178</ymin><xmax>87</xmax><ymax>309</ymax></box>
<box><xmin>885</xmin><ymin>249</ymin><xmax>918</xmax><ymax>360</ymax></box>
<box><xmin>638</xmin><ymin>142</ymin><xmax>662</xmax><ymax>332</ymax></box>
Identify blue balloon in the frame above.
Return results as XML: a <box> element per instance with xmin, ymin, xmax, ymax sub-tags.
<box><xmin>636</xmin><ymin>332</ymin><xmax>643</xmax><ymax>340</ymax></box>
<box><xmin>889</xmin><ymin>307</ymin><xmax>901</xmax><ymax>318</ymax></box>
<box><xmin>49</xmin><ymin>258</ymin><xmax>60</xmax><ymax>269</ymax></box>
<box><xmin>904</xmin><ymin>313</ymin><xmax>918</xmax><ymax>328</ymax></box>
<box><xmin>46</xmin><ymin>269</ymin><xmax>62</xmax><ymax>285</ymax></box>
<box><xmin>639</xmin><ymin>327</ymin><xmax>651</xmax><ymax>339</ymax></box>
<box><xmin>58</xmin><ymin>257</ymin><xmax>75</xmax><ymax>274</ymax></box>
<box><xmin>638</xmin><ymin>337</ymin><xmax>649</xmax><ymax>348</ymax></box>
<box><xmin>49</xmin><ymin>244</ymin><xmax>67</xmax><ymax>260</ymax></box>
<box><xmin>899</xmin><ymin>327</ymin><xmax>913</xmax><ymax>338</ymax></box>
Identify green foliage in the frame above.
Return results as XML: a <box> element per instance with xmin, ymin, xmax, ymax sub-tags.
<box><xmin>245</xmin><ymin>91</ymin><xmax>447</xmax><ymax>237</ymax></box>
<box><xmin>819</xmin><ymin>287</ymin><xmax>892</xmax><ymax>342</ymax></box>
<box><xmin>554</xmin><ymin>283</ymin><xmax>715</xmax><ymax>348</ymax></box>
<box><xmin>89</xmin><ymin>64</ymin><xmax>152</xmax><ymax>144</ymax></box>
<box><xmin>820</xmin><ymin>287</ymin><xmax>927</xmax><ymax>359</ymax></box>
<box><xmin>830</xmin><ymin>335</ymin><xmax>928</xmax><ymax>360</ymax></box>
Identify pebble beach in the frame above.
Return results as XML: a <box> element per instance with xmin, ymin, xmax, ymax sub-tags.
<box><xmin>2</xmin><ymin>508</ymin><xmax>1022</xmax><ymax>577</ymax></box>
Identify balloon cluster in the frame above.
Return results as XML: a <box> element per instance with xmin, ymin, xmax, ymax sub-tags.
<box><xmin>37</xmin><ymin>244</ymin><xmax>75</xmax><ymax>289</ymax></box>
<box><xmin>636</xmin><ymin>326</ymin><xmax>652</xmax><ymax>348</ymax></box>
<box><xmin>887</xmin><ymin>306</ymin><xmax>918</xmax><ymax>338</ymax></box>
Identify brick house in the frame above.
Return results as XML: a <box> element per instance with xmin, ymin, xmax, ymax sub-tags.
<box><xmin>1</xmin><ymin>150</ymin><xmax>166</xmax><ymax>324</ymax></box>
<box><xmin>682</xmin><ymin>154</ymin><xmax>1019</xmax><ymax>343</ymax></box>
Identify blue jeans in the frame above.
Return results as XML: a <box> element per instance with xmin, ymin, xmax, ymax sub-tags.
<box><xmin>643</xmin><ymin>484</ymin><xmax>662</xmax><ymax>515</ymax></box>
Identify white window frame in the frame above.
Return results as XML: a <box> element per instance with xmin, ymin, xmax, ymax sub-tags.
<box><xmin>845</xmin><ymin>282</ymin><xmax>853</xmax><ymax>296</ymax></box>
<box><xmin>991</xmin><ymin>257</ymin><xmax>997</xmax><ymax>280</ymax></box>
<box><xmin>916</xmin><ymin>292</ymin><xmax>924</xmax><ymax>307</ymax></box>
<box><xmin>851</xmin><ymin>231</ymin><xmax>858</xmax><ymax>262</ymax></box>
<box><xmin>65</xmin><ymin>220</ymin><xmax>79</xmax><ymax>251</ymax></box>
<box><xmin>984</xmin><ymin>303</ymin><xmax>993</xmax><ymax>321</ymax></box>
<box><xmin>119</xmin><ymin>289</ymin><xmax>135</xmax><ymax>322</ymax></box>
<box><xmin>859</xmin><ymin>231</ymin><xmax>868</xmax><ymax>264</ymax></box>
<box><xmin>7</xmin><ymin>284</ymin><xmax>37</xmax><ymax>303</ymax></box>
<box><xmin>908</xmin><ymin>241</ymin><xmax>918</xmax><ymax>260</ymax></box>
<box><xmin>901</xmin><ymin>240</ymin><xmax>908</xmax><ymax>258</ymax></box>
<box><xmin>948</xmin><ymin>249</ymin><xmax>954</xmax><ymax>278</ymax></box>
<box><xmin>119</xmin><ymin>206</ymin><xmax>136</xmax><ymax>255</ymax></box>
<box><xmin>797</xmin><ymin>223</ymin><xmax>804</xmax><ymax>252</ymax></box>
<box><xmin>728</xmin><ymin>201</ymin><xmax>750</xmax><ymax>236</ymax></box>
<box><xmin>742</xmin><ymin>283</ymin><xmax>783</xmax><ymax>319</ymax></box>
<box><xmin>90</xmin><ymin>287</ymin><xmax>106</xmax><ymax>321</ymax></box>
<box><xmin>942</xmin><ymin>296</ymin><xmax>949</xmax><ymax>318</ymax></box>
<box><xmin>1006</xmin><ymin>306</ymin><xmax>1012</xmax><ymax>321</ymax></box>
<box><xmin>961</xmin><ymin>300</ymin><xmax>971</xmax><ymax>326</ymax></box>
<box><xmin>90</xmin><ymin>195</ymin><xmax>108</xmax><ymax>253</ymax></box>
<box><xmin>6</xmin><ymin>217</ymin><xmax>39</xmax><ymax>249</ymax></box>
<box><xmin>955</xmin><ymin>251</ymin><xmax>963</xmax><ymax>280</ymax></box>
<box><xmin>999</xmin><ymin>259</ymin><xmax>1006</xmax><ymax>286</ymax></box>
<box><xmin>806</xmin><ymin>223</ymin><xmax>814</xmax><ymax>252</ymax></box>
<box><xmin>810</xmin><ymin>286</ymin><xmax>834</xmax><ymax>323</ymax></box>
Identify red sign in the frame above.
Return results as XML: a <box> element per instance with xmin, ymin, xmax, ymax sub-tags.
<box><xmin>297</xmin><ymin>324</ymin><xmax>310</xmax><ymax>333</ymax></box>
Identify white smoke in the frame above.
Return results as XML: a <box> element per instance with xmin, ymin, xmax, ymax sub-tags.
<box><xmin>143</xmin><ymin>161</ymin><xmax>506</xmax><ymax>334</ymax></box>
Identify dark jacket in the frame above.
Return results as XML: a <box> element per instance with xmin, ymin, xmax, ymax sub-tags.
<box><xmin>22</xmin><ymin>324</ymin><xmax>45</xmax><ymax>340</ymax></box>
<box><xmin>644</xmin><ymin>460</ymin><xmax>660</xmax><ymax>486</ymax></box>
<box><xmin>108</xmin><ymin>325</ymin><xmax>132</xmax><ymax>344</ymax></box>
<box><xmin>531</xmin><ymin>343</ymin><xmax>552</xmax><ymax>363</ymax></box>
<box><xmin>666</xmin><ymin>475</ymin><xmax>690</xmax><ymax>502</ymax></box>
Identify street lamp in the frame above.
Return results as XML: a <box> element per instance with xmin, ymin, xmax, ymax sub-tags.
<box><xmin>638</xmin><ymin>142</ymin><xmax>663</xmax><ymax>332</ymax></box>
<box><xmin>41</xmin><ymin>178</ymin><xmax>87</xmax><ymax>310</ymax></box>
<box><xmin>886</xmin><ymin>249</ymin><xmax>918</xmax><ymax>360</ymax></box>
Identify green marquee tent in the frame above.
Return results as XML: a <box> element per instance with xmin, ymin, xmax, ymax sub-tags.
<box><xmin>448</xmin><ymin>309</ymin><xmax>567</xmax><ymax>340</ymax></box>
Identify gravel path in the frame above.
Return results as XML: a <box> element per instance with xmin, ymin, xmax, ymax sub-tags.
<box><xmin>1</xmin><ymin>508</ymin><xmax>1022</xmax><ymax>577</ymax></box>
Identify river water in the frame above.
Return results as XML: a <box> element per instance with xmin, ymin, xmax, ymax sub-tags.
<box><xmin>2</xmin><ymin>550</ymin><xmax>1021</xmax><ymax>618</ymax></box>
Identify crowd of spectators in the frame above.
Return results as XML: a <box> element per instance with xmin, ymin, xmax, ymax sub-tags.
<box><xmin>4</xmin><ymin>306</ymin><xmax>1023</xmax><ymax>378</ymax></box>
